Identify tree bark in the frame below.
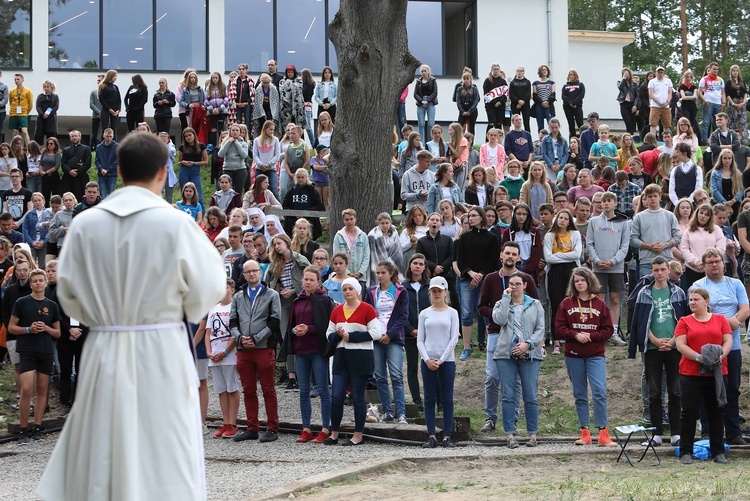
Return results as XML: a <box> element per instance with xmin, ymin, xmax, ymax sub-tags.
<box><xmin>328</xmin><ymin>0</ymin><xmax>419</xmax><ymax>236</ymax></box>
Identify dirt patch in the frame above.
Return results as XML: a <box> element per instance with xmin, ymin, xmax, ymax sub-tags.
<box><xmin>297</xmin><ymin>454</ymin><xmax>750</xmax><ymax>500</ymax></box>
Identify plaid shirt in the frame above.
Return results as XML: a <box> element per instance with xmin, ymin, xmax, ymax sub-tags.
<box><xmin>608</xmin><ymin>181</ymin><xmax>642</xmax><ymax>216</ymax></box>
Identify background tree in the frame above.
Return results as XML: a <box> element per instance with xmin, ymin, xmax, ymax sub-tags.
<box><xmin>328</xmin><ymin>0</ymin><xmax>419</xmax><ymax>234</ymax></box>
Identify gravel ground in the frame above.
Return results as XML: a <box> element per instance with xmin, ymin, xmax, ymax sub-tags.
<box><xmin>1</xmin><ymin>378</ymin><xmax>594</xmax><ymax>500</ymax></box>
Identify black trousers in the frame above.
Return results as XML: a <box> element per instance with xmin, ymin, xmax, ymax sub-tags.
<box><xmin>90</xmin><ymin>117</ymin><xmax>101</xmax><ymax>149</ymax></box>
<box><xmin>680</xmin><ymin>374</ymin><xmax>725</xmax><ymax>458</ymax></box>
<box><xmin>458</xmin><ymin>110</ymin><xmax>478</xmax><ymax>135</ymax></box>
<box><xmin>563</xmin><ymin>104</ymin><xmax>583</xmax><ymax>135</ymax></box>
<box><xmin>126</xmin><ymin>109</ymin><xmax>144</xmax><ymax>132</ymax></box>
<box><xmin>155</xmin><ymin>117</ymin><xmax>172</xmax><ymax>135</ymax></box>
<box><xmin>644</xmin><ymin>349</ymin><xmax>681</xmax><ymax>436</ymax></box>
<box><xmin>620</xmin><ymin>102</ymin><xmax>637</xmax><ymax>135</ymax></box>
<box><xmin>511</xmin><ymin>102</ymin><xmax>531</xmax><ymax>131</ymax></box>
<box><xmin>547</xmin><ymin>262</ymin><xmax>576</xmax><ymax>342</ymax></box>
<box><xmin>486</xmin><ymin>105</ymin><xmax>504</xmax><ymax>138</ymax></box>
<box><xmin>57</xmin><ymin>336</ymin><xmax>86</xmax><ymax>406</ymax></box>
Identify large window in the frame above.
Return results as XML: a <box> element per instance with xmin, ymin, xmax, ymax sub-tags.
<box><xmin>225</xmin><ymin>0</ymin><xmax>274</xmax><ymax>74</ymax></box>
<box><xmin>0</xmin><ymin>0</ymin><xmax>31</xmax><ymax>68</ymax></box>
<box><xmin>48</xmin><ymin>0</ymin><xmax>207</xmax><ymax>71</ymax></box>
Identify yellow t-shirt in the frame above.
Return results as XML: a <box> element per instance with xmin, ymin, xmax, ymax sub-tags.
<box><xmin>552</xmin><ymin>231</ymin><xmax>572</xmax><ymax>254</ymax></box>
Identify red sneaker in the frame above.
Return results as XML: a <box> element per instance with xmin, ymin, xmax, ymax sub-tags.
<box><xmin>222</xmin><ymin>425</ymin><xmax>238</xmax><ymax>438</ymax></box>
<box><xmin>598</xmin><ymin>428</ymin><xmax>618</xmax><ymax>448</ymax></box>
<box><xmin>296</xmin><ymin>430</ymin><xmax>315</xmax><ymax>443</ymax></box>
<box><xmin>214</xmin><ymin>424</ymin><xmax>228</xmax><ymax>439</ymax></box>
<box><xmin>311</xmin><ymin>431</ymin><xmax>330</xmax><ymax>444</ymax></box>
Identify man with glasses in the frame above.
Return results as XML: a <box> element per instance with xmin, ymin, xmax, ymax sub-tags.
<box><xmin>231</xmin><ymin>259</ymin><xmax>281</xmax><ymax>443</ymax></box>
<box><xmin>692</xmin><ymin>189</ymin><xmax>709</xmax><ymax>208</ymax></box>
<box><xmin>1</xmin><ymin>168</ymin><xmax>32</xmax><ymax>228</ymax></box>
<box><xmin>580</xmin><ymin>112</ymin><xmax>600</xmax><ymax>170</ymax></box>
<box><xmin>692</xmin><ymin>248</ymin><xmax>750</xmax><ymax>446</ymax></box>
<box><xmin>232</xmin><ymin>230</ymin><xmax>259</xmax><ymax>288</ymax></box>
<box><xmin>553</xmin><ymin>192</ymin><xmax>568</xmax><ymax>214</ymax></box>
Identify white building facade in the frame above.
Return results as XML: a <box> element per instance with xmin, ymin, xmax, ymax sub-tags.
<box><xmin>1</xmin><ymin>0</ymin><xmax>633</xmax><ymax>139</ymax></box>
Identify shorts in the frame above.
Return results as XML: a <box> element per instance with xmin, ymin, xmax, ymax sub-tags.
<box><xmin>46</xmin><ymin>241</ymin><xmax>59</xmax><ymax>256</ymax></box>
<box><xmin>313</xmin><ymin>181</ymin><xmax>329</xmax><ymax>188</ymax></box>
<box><xmin>649</xmin><ymin>107</ymin><xmax>671</xmax><ymax>128</ymax></box>
<box><xmin>6</xmin><ymin>339</ymin><xmax>20</xmax><ymax>365</ymax></box>
<box><xmin>210</xmin><ymin>364</ymin><xmax>239</xmax><ymax>394</ymax></box>
<box><xmin>196</xmin><ymin>358</ymin><xmax>208</xmax><ymax>380</ymax></box>
<box><xmin>595</xmin><ymin>272</ymin><xmax>626</xmax><ymax>293</ymax></box>
<box><xmin>19</xmin><ymin>351</ymin><xmax>54</xmax><ymax>375</ymax></box>
<box><xmin>9</xmin><ymin>115</ymin><xmax>29</xmax><ymax>130</ymax></box>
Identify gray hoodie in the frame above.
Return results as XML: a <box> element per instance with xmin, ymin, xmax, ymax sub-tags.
<box><xmin>0</xmin><ymin>79</ymin><xmax>8</xmax><ymax>109</ymax></box>
<box><xmin>400</xmin><ymin>167</ymin><xmax>435</xmax><ymax>212</ymax></box>
<box><xmin>217</xmin><ymin>137</ymin><xmax>249</xmax><ymax>171</ymax></box>
<box><xmin>586</xmin><ymin>211</ymin><xmax>631</xmax><ymax>273</ymax></box>
<box><xmin>49</xmin><ymin>208</ymin><xmax>73</xmax><ymax>248</ymax></box>
<box><xmin>630</xmin><ymin>208</ymin><xmax>681</xmax><ymax>264</ymax></box>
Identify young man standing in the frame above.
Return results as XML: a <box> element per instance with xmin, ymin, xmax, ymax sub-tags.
<box><xmin>1</xmin><ymin>168</ymin><xmax>33</xmax><ymax>227</ymax></box>
<box><xmin>693</xmin><ymin>248</ymin><xmax>750</xmax><ymax>446</ymax></box>
<box><xmin>95</xmin><ymin>128</ymin><xmax>118</xmax><ymax>198</ymax></box>
<box><xmin>608</xmin><ymin>170</ymin><xmax>642</xmax><ymax>218</ymax></box>
<box><xmin>1</xmin><ymin>259</ymin><xmax>31</xmax><ymax>413</ymax></box>
<box><xmin>698</xmin><ymin>62</ymin><xmax>726</xmax><ymax>145</ymax></box>
<box><xmin>580</xmin><ymin>112</ymin><xmax>600</xmax><ymax>170</ymax></box>
<box><xmin>648</xmin><ymin>66</ymin><xmax>673</xmax><ymax>137</ymax></box>
<box><xmin>587</xmin><ymin>192</ymin><xmax>630</xmax><ymax>346</ymax></box>
<box><xmin>206</xmin><ymin>278</ymin><xmax>240</xmax><ymax>439</ymax></box>
<box><xmin>72</xmin><ymin>182</ymin><xmax>102</xmax><ymax>217</ymax></box>
<box><xmin>668</xmin><ymin>142</ymin><xmax>703</xmax><ymax>206</ymax></box>
<box><xmin>553</xmin><ymin>191</ymin><xmax>569</xmax><ymax>214</ymax></box>
<box><xmin>38</xmin><ymin>132</ymin><xmax>225</xmax><ymax>499</ymax></box>
<box><xmin>590</xmin><ymin>191</ymin><xmax>604</xmax><ymax>218</ymax></box>
<box><xmin>8</xmin><ymin>73</ymin><xmax>33</xmax><ymax>144</ymax></box>
<box><xmin>630</xmin><ymin>256</ymin><xmax>688</xmax><ymax>446</ymax></box>
<box><xmin>477</xmin><ymin>241</ymin><xmax>539</xmax><ymax>432</ymax></box>
<box><xmin>222</xmin><ymin>225</ymin><xmax>245</xmax><ymax>277</ymax></box>
<box><xmin>231</xmin><ymin>259</ymin><xmax>282</xmax><ymax>443</ymax></box>
<box><xmin>630</xmin><ymin>184</ymin><xmax>682</xmax><ymax>278</ymax></box>
<box><xmin>60</xmin><ymin>130</ymin><xmax>92</xmax><ymax>202</ymax></box>
<box><xmin>0</xmin><ymin>212</ymin><xmax>23</xmax><ymax>245</ymax></box>
<box><xmin>400</xmin><ymin>150</ymin><xmax>435</xmax><ymax>212</ymax></box>
<box><xmin>504</xmin><ymin>114</ymin><xmax>534</xmax><ymax>171</ymax></box>
<box><xmin>89</xmin><ymin>74</ymin><xmax>104</xmax><ymax>150</ymax></box>
<box><xmin>708</xmin><ymin>112</ymin><xmax>740</xmax><ymax>156</ymax></box>
<box><xmin>9</xmin><ymin>269</ymin><xmax>61</xmax><ymax>444</ymax></box>
<box><xmin>656</xmin><ymin>128</ymin><xmax>674</xmax><ymax>155</ymax></box>
<box><xmin>537</xmin><ymin>204</ymin><xmax>554</xmax><ymax>344</ymax></box>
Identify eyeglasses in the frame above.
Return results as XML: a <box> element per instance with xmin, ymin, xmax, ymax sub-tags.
<box><xmin>704</xmin><ymin>260</ymin><xmax>723</xmax><ymax>266</ymax></box>
<box><xmin>508</xmin><ymin>282</ymin><xmax>524</xmax><ymax>287</ymax></box>
<box><xmin>313</xmin><ymin>257</ymin><xmax>327</xmax><ymax>261</ymax></box>
<box><xmin>243</xmin><ymin>269</ymin><xmax>261</xmax><ymax>274</ymax></box>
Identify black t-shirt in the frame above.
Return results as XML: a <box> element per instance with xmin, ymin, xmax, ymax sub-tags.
<box><xmin>2</xmin><ymin>187</ymin><xmax>33</xmax><ymax>221</ymax></box>
<box><xmin>12</xmin><ymin>295</ymin><xmax>60</xmax><ymax>353</ymax></box>
<box><xmin>178</xmin><ymin>143</ymin><xmax>206</xmax><ymax>163</ymax></box>
<box><xmin>678</xmin><ymin>83</ymin><xmax>698</xmax><ymax>112</ymax></box>
<box><xmin>629</xmin><ymin>172</ymin><xmax>653</xmax><ymax>191</ymax></box>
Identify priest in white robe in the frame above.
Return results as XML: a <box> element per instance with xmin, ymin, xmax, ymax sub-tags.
<box><xmin>38</xmin><ymin>132</ymin><xmax>225</xmax><ymax>501</ymax></box>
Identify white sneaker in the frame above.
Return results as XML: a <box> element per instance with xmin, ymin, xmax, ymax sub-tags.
<box><xmin>642</xmin><ymin>435</ymin><xmax>662</xmax><ymax>447</ymax></box>
<box><xmin>610</xmin><ymin>333</ymin><xmax>627</xmax><ymax>347</ymax></box>
<box><xmin>397</xmin><ymin>415</ymin><xmax>408</xmax><ymax>425</ymax></box>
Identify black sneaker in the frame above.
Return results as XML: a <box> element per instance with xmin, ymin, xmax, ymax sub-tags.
<box><xmin>322</xmin><ymin>436</ymin><xmax>339</xmax><ymax>445</ymax></box>
<box><xmin>422</xmin><ymin>437</ymin><xmax>438</xmax><ymax>448</ymax></box>
<box><xmin>32</xmin><ymin>426</ymin><xmax>44</xmax><ymax>441</ymax></box>
<box><xmin>286</xmin><ymin>379</ymin><xmax>299</xmax><ymax>390</ymax></box>
<box><xmin>259</xmin><ymin>430</ymin><xmax>278</xmax><ymax>443</ymax></box>
<box><xmin>442</xmin><ymin>437</ymin><xmax>457</xmax><ymax>448</ymax></box>
<box><xmin>233</xmin><ymin>430</ymin><xmax>259</xmax><ymax>442</ymax></box>
<box><xmin>18</xmin><ymin>429</ymin><xmax>29</xmax><ymax>445</ymax></box>
<box><xmin>478</xmin><ymin>342</ymin><xmax>486</xmax><ymax>352</ymax></box>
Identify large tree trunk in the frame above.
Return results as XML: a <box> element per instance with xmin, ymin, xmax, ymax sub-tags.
<box><xmin>328</xmin><ymin>0</ymin><xmax>419</xmax><ymax>235</ymax></box>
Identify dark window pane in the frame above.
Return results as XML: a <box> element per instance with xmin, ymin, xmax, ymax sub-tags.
<box><xmin>277</xmin><ymin>0</ymin><xmax>326</xmax><ymax>72</ymax></box>
<box><xmin>103</xmin><ymin>0</ymin><xmax>154</xmax><ymax>70</ymax></box>
<box><xmin>156</xmin><ymin>0</ymin><xmax>207</xmax><ymax>71</ymax></box>
<box><xmin>406</xmin><ymin>1</ymin><xmax>443</xmax><ymax>75</ymax></box>
<box><xmin>327</xmin><ymin>0</ymin><xmax>339</xmax><ymax>73</ymax></box>
<box><xmin>48</xmin><ymin>0</ymin><xmax>100</xmax><ymax>69</ymax></box>
<box><xmin>225</xmin><ymin>0</ymin><xmax>273</xmax><ymax>73</ymax></box>
<box><xmin>0</xmin><ymin>0</ymin><xmax>31</xmax><ymax>68</ymax></box>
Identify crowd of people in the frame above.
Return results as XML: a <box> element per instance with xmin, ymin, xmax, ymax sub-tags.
<box><xmin>0</xmin><ymin>60</ymin><xmax>748</xmax><ymax>464</ymax></box>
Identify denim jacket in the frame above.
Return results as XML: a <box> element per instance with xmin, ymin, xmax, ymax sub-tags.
<box><xmin>22</xmin><ymin>208</ymin><xmax>51</xmax><ymax>245</ymax></box>
<box><xmin>541</xmin><ymin>134</ymin><xmax>569</xmax><ymax>167</ymax></box>
<box><xmin>426</xmin><ymin>182</ymin><xmax>463</xmax><ymax>214</ymax></box>
<box><xmin>710</xmin><ymin>168</ymin><xmax>743</xmax><ymax>204</ymax></box>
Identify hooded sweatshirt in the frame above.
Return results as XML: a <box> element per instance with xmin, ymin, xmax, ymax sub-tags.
<box><xmin>499</xmin><ymin>173</ymin><xmax>524</xmax><ymax>201</ymax></box>
<box><xmin>210</xmin><ymin>189</ymin><xmax>242</xmax><ymax>214</ymax></box>
<box><xmin>555</xmin><ymin>295</ymin><xmax>614</xmax><ymax>358</ymax></box>
<box><xmin>585</xmin><ymin>211</ymin><xmax>631</xmax><ymax>273</ymax></box>
<box><xmin>400</xmin><ymin>167</ymin><xmax>435</xmax><ymax>211</ymax></box>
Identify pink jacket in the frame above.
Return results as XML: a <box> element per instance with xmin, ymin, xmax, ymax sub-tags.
<box><xmin>679</xmin><ymin>225</ymin><xmax>726</xmax><ymax>272</ymax></box>
<box><xmin>479</xmin><ymin>143</ymin><xmax>506</xmax><ymax>180</ymax></box>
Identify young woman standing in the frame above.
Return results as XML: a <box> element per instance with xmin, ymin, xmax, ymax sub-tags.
<box><xmin>455</xmin><ymin>72</ymin><xmax>480</xmax><ymax>135</ymax></box>
<box><xmin>366</xmin><ymin>213</ymin><xmax>404</xmax><ymax>287</ymax></box>
<box><xmin>555</xmin><ymin>267</ymin><xmax>616</xmax><ymax>447</ymax></box>
<box><xmin>402</xmin><ymin>253</ymin><xmax>431</xmax><ymax>412</ymax></box>
<box><xmin>332</xmin><ymin>209</ymin><xmax>370</xmax><ymax>291</ymax></box>
<box><xmin>314</xmin><ymin>66</ymin><xmax>338</xmax><ymax>123</ymax></box>
<box><xmin>519</xmin><ymin>162</ymin><xmax>553</xmax><ymax>224</ymax></box>
<box><xmin>98</xmin><ymin>70</ymin><xmax>121</xmax><ymax>140</ymax></box>
<box><xmin>561</xmin><ymin>69</ymin><xmax>585</xmax><ymax>135</ymax></box>
<box><xmin>418</xmin><ymin>276</ymin><xmax>460</xmax><ymax>448</ymax></box>
<box><xmin>284</xmin><ymin>266</ymin><xmax>336</xmax><ymax>444</ymax></box>
<box><xmin>400</xmin><ymin>204</ymin><xmax>429</xmax><ymax>263</ymax></box>
<box><xmin>253</xmin><ymin>120</ymin><xmax>282</xmax><ymax>197</ymax></box>
<box><xmin>674</xmin><ymin>287</ymin><xmax>733</xmax><ymax>465</ymax></box>
<box><xmin>617</xmin><ymin>67</ymin><xmax>639</xmax><ymax>135</ymax></box>
<box><xmin>464</xmin><ymin>165</ymin><xmax>495</xmax><ymax>208</ymax></box>
<box><xmin>500</xmin><ymin>203</ymin><xmax>543</xmax><ymax>284</ymax></box>
<box><xmin>543</xmin><ymin>208</ymin><xmax>581</xmax><ymax>354</ymax></box>
<box><xmin>709</xmin><ymin>150</ymin><xmax>743</xmax><ymax>222</ymax></box>
<box><xmin>34</xmin><ymin>81</ymin><xmax>59</xmax><ymax>145</ymax></box>
<box><xmin>217</xmin><ymin>124</ymin><xmax>249</xmax><ymax>194</ymax></box>
<box><xmin>483</xmin><ymin>64</ymin><xmax>508</xmax><ymax>136</ymax></box>
<box><xmin>324</xmin><ymin>278</ymin><xmax>382</xmax><ymax>446</ymax></box>
<box><xmin>726</xmin><ymin>65</ymin><xmax>748</xmax><ymax>143</ymax></box>
<box><xmin>414</xmin><ymin>64</ymin><xmax>438</xmax><ymax>140</ymax></box>
<box><xmin>323</xmin><ymin>252</ymin><xmax>349</xmax><ymax>304</ymax></box>
<box><xmin>448</xmin><ymin>122</ymin><xmax>470</xmax><ymax>193</ymax></box>
<box><xmin>532</xmin><ymin>65</ymin><xmax>556</xmax><ymax>132</ymax></box>
<box><xmin>177</xmin><ymin>127</ymin><xmax>208</xmax><ymax>203</ymax></box>
<box><xmin>124</xmin><ymin>74</ymin><xmax>148</xmax><ymax>133</ymax></box>
<box><xmin>679</xmin><ymin>204</ymin><xmax>726</xmax><ymax>285</ymax></box>
<box><xmin>426</xmin><ymin>163</ymin><xmax>463</xmax><ymax>214</ymax></box>
<box><xmin>291</xmin><ymin>218</ymin><xmax>320</xmax><ymax>263</ymax></box>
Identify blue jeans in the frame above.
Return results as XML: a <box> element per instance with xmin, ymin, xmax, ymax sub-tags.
<box><xmin>485</xmin><ymin>334</ymin><xmax>522</xmax><ymax>424</ymax></box>
<box><xmin>304</xmin><ymin>107</ymin><xmax>316</xmax><ymax>145</ymax></box>
<box><xmin>296</xmin><ymin>353</ymin><xmax>331</xmax><ymax>429</ymax></box>
<box><xmin>565</xmin><ymin>356</ymin><xmax>609</xmax><ymax>429</ymax></box>
<box><xmin>416</xmin><ymin>103</ymin><xmax>436</xmax><ymax>141</ymax></box>
<box><xmin>236</xmin><ymin>104</ymin><xmax>252</xmax><ymax>126</ymax></box>
<box><xmin>397</xmin><ymin>103</ymin><xmax>406</xmax><ymax>137</ymax></box>
<box><xmin>280</xmin><ymin>169</ymin><xmax>292</xmax><ymax>201</ymax></box>
<box><xmin>535</xmin><ymin>105</ymin><xmax>553</xmax><ymax>132</ymax></box>
<box><xmin>497</xmin><ymin>358</ymin><xmax>540</xmax><ymax>434</ymax></box>
<box><xmin>256</xmin><ymin>168</ymin><xmax>278</xmax><ymax>199</ymax></box>
<box><xmin>701</xmin><ymin>102</ymin><xmax>722</xmax><ymax>144</ymax></box>
<box><xmin>98</xmin><ymin>176</ymin><xmax>117</xmax><ymax>199</ymax></box>
<box><xmin>331</xmin><ymin>370</ymin><xmax>368</xmax><ymax>432</ymax></box>
<box><xmin>27</xmin><ymin>175</ymin><xmax>43</xmax><ymax>195</ymax></box>
<box><xmin>421</xmin><ymin>360</ymin><xmax>455</xmax><ymax>437</ymax></box>
<box><xmin>373</xmin><ymin>341</ymin><xmax>406</xmax><ymax>418</ymax></box>
<box><xmin>638</xmin><ymin>263</ymin><xmax>652</xmax><ymax>280</ymax></box>
<box><xmin>178</xmin><ymin>165</ymin><xmax>203</xmax><ymax>202</ymax></box>
<box><xmin>459</xmin><ymin>278</ymin><xmax>482</xmax><ymax>327</ymax></box>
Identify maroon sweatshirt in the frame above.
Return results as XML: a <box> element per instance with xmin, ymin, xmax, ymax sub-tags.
<box><xmin>554</xmin><ymin>295</ymin><xmax>613</xmax><ymax>358</ymax></box>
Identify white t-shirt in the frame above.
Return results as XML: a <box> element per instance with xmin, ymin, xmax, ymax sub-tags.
<box><xmin>648</xmin><ymin>77</ymin><xmax>673</xmax><ymax>107</ymax></box>
<box><xmin>699</xmin><ymin>76</ymin><xmax>724</xmax><ymax>105</ymax></box>
<box><xmin>207</xmin><ymin>303</ymin><xmax>235</xmax><ymax>366</ymax></box>
<box><xmin>376</xmin><ymin>286</ymin><xmax>396</xmax><ymax>334</ymax></box>
<box><xmin>486</xmin><ymin>145</ymin><xmax>500</xmax><ymax>166</ymax></box>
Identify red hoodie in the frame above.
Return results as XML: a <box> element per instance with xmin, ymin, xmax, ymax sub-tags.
<box><xmin>554</xmin><ymin>295</ymin><xmax>614</xmax><ymax>358</ymax></box>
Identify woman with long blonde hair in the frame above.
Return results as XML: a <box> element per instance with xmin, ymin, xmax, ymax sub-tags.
<box><xmin>709</xmin><ymin>149</ymin><xmax>743</xmax><ymax>220</ymax></box>
<box><xmin>617</xmin><ymin>133</ymin><xmax>638</xmax><ymax>170</ymax></box>
<box><xmin>726</xmin><ymin>64</ymin><xmax>748</xmax><ymax>142</ymax></box>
